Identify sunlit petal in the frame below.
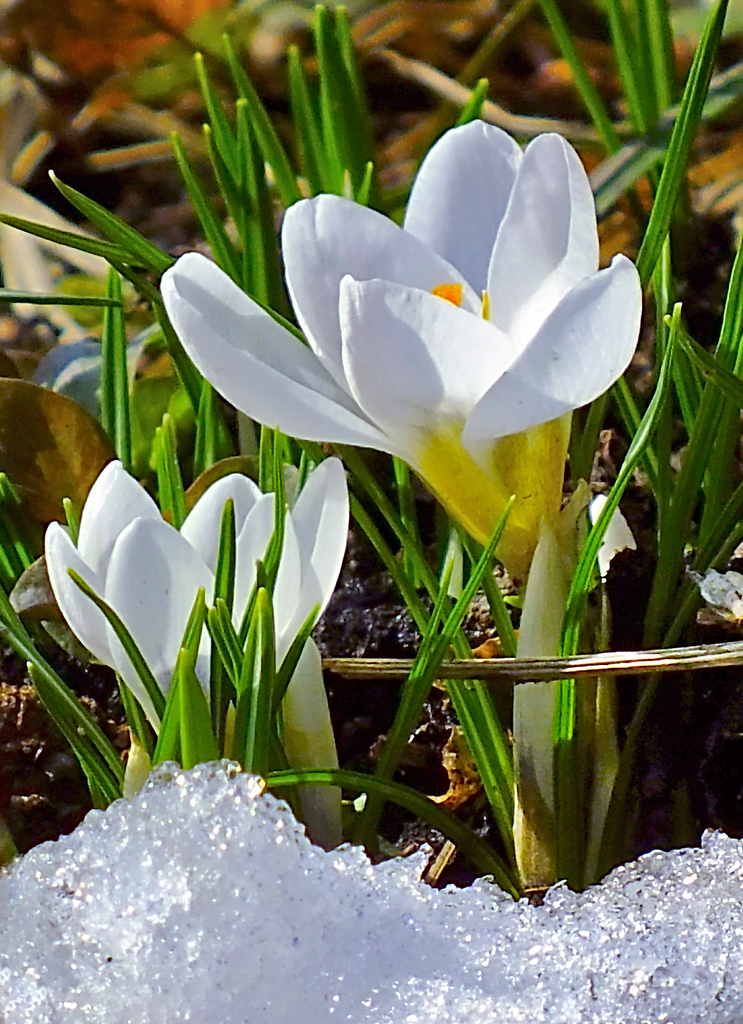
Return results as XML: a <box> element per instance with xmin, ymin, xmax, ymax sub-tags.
<box><xmin>283</xmin><ymin>195</ymin><xmax>479</xmax><ymax>380</ymax></box>
<box><xmin>283</xmin><ymin>458</ymin><xmax>349</xmax><ymax>640</ymax></box>
<box><xmin>162</xmin><ymin>253</ymin><xmax>394</xmax><ymax>451</ymax></box>
<box><xmin>280</xmin><ymin>637</ymin><xmax>341</xmax><ymax>849</ymax></box>
<box><xmin>340</xmin><ymin>276</ymin><xmax>511</xmax><ymax>447</ymax></box>
<box><xmin>233</xmin><ymin>492</ymin><xmax>278</xmax><ymax>624</ymax></box>
<box><xmin>104</xmin><ymin>519</ymin><xmax>213</xmax><ymax>702</ymax></box>
<box><xmin>77</xmin><ymin>460</ymin><xmax>159</xmax><ymax>572</ymax></box>
<box><xmin>181</xmin><ymin>473</ymin><xmax>263</xmax><ymax>573</ymax></box>
<box><xmin>465</xmin><ymin>256</ymin><xmax>641</xmax><ymax>444</ymax></box>
<box><xmin>45</xmin><ymin>523</ymin><xmax>113</xmax><ymax>666</ymax></box>
<box><xmin>487</xmin><ymin>134</ymin><xmax>599</xmax><ymax>340</ymax></box>
<box><xmin>404</xmin><ymin>121</ymin><xmax>521</xmax><ymax>294</ymax></box>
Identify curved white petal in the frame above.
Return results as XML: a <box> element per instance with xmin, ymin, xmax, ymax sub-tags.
<box><xmin>589</xmin><ymin>494</ymin><xmax>636</xmax><ymax>578</ymax></box>
<box><xmin>233</xmin><ymin>492</ymin><xmax>278</xmax><ymax>625</ymax></box>
<box><xmin>45</xmin><ymin>523</ymin><xmax>113</xmax><ymax>667</ymax></box>
<box><xmin>271</xmin><ymin>514</ymin><xmax>302</xmax><ymax>661</ymax></box>
<box><xmin>339</xmin><ymin>276</ymin><xmax>512</xmax><ymax>448</ymax></box>
<box><xmin>487</xmin><ymin>134</ymin><xmax>599</xmax><ymax>341</ymax></box>
<box><xmin>403</xmin><ymin>121</ymin><xmax>522</xmax><ymax>295</ymax></box>
<box><xmin>162</xmin><ymin>253</ymin><xmax>394</xmax><ymax>452</ymax></box>
<box><xmin>181</xmin><ymin>473</ymin><xmax>262</xmax><ymax>573</ymax></box>
<box><xmin>281</xmin><ymin>458</ymin><xmax>349</xmax><ymax>643</ymax></box>
<box><xmin>280</xmin><ymin>636</ymin><xmax>341</xmax><ymax>849</ymax></box>
<box><xmin>103</xmin><ymin>519</ymin><xmax>214</xmax><ymax>703</ymax></box>
<box><xmin>77</xmin><ymin>461</ymin><xmax>160</xmax><ymax>573</ymax></box>
<box><xmin>282</xmin><ymin>195</ymin><xmax>480</xmax><ymax>382</ymax></box>
<box><xmin>464</xmin><ymin>255</ymin><xmax>641</xmax><ymax>444</ymax></box>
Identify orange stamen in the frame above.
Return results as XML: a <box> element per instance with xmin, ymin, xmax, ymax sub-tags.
<box><xmin>431</xmin><ymin>283</ymin><xmax>463</xmax><ymax>306</ymax></box>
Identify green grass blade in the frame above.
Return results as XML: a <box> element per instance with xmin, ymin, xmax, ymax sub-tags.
<box><xmin>154</xmin><ymin>414</ymin><xmax>186</xmax><ymax>529</ymax></box>
<box><xmin>154</xmin><ymin>306</ymin><xmax>203</xmax><ymax>415</ymax></box>
<box><xmin>0</xmin><ymin>291</ymin><xmax>120</xmax><ymax>306</ymax></box>
<box><xmin>170</xmin><ymin>133</ymin><xmax>241</xmax><ymax>283</ymax></box>
<box><xmin>455</xmin><ymin>78</ymin><xmax>490</xmax><ymax>126</ymax></box>
<box><xmin>356</xmin><ymin>500</ymin><xmax>515</xmax><ymax>857</ymax></box>
<box><xmin>635</xmin><ymin>0</ymin><xmax>728</xmax><ymax>286</ymax></box>
<box><xmin>0</xmin><ymin>586</ymin><xmax>123</xmax><ymax>803</ymax></box>
<box><xmin>207</xmin><ymin>599</ymin><xmax>243</xmax><ymax>689</ymax></box>
<box><xmin>0</xmin><ymin>213</ymin><xmax>132</xmax><ymax>265</ymax></box>
<box><xmin>537</xmin><ymin>0</ymin><xmax>620</xmax><ymax>152</ymax></box>
<box><xmin>68</xmin><ymin>568</ymin><xmax>166</xmax><ymax>725</ymax></box>
<box><xmin>606</xmin><ymin>0</ymin><xmax>655</xmax><ymax>133</ymax></box>
<box><xmin>49</xmin><ymin>173</ymin><xmax>173</xmax><ymax>274</ymax></box>
<box><xmin>288</xmin><ymin>44</ymin><xmax>332</xmax><ymax>195</ymax></box>
<box><xmin>222</xmin><ymin>34</ymin><xmax>302</xmax><ymax>208</ymax></box>
<box><xmin>236</xmin><ymin>587</ymin><xmax>276</xmax><ymax>776</ymax></box>
<box><xmin>194</xmin><ymin>52</ymin><xmax>239</xmax><ymax>181</ymax></box>
<box><xmin>562</xmin><ymin>310</ymin><xmax>679</xmax><ymax>657</ymax></box>
<box><xmin>100</xmin><ymin>268</ymin><xmax>131</xmax><ymax>472</ymax></box>
<box><xmin>314</xmin><ymin>4</ymin><xmax>370</xmax><ymax>194</ymax></box>
<box><xmin>268</xmin><ymin>768</ymin><xmax>519</xmax><ymax>894</ymax></box>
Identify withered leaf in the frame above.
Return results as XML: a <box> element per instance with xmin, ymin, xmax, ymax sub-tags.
<box><xmin>0</xmin><ymin>379</ymin><xmax>114</xmax><ymax>524</ymax></box>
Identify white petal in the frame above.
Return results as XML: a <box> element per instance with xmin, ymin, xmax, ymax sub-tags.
<box><xmin>404</xmin><ymin>121</ymin><xmax>522</xmax><ymax>295</ymax></box>
<box><xmin>589</xmin><ymin>494</ymin><xmax>636</xmax><ymax>578</ymax></box>
<box><xmin>181</xmin><ymin>473</ymin><xmax>262</xmax><ymax>573</ymax></box>
<box><xmin>280</xmin><ymin>637</ymin><xmax>341</xmax><ymax>849</ymax></box>
<box><xmin>103</xmin><ymin>519</ymin><xmax>214</xmax><ymax>704</ymax></box>
<box><xmin>339</xmin><ymin>277</ymin><xmax>512</xmax><ymax>448</ymax></box>
<box><xmin>44</xmin><ymin>523</ymin><xmax>113</xmax><ymax>666</ymax></box>
<box><xmin>282</xmin><ymin>195</ymin><xmax>480</xmax><ymax>382</ymax></box>
<box><xmin>487</xmin><ymin>134</ymin><xmax>599</xmax><ymax>340</ymax></box>
<box><xmin>77</xmin><ymin>461</ymin><xmax>160</xmax><ymax>573</ymax></box>
<box><xmin>271</xmin><ymin>514</ymin><xmax>302</xmax><ymax>660</ymax></box>
<box><xmin>464</xmin><ymin>255</ymin><xmax>641</xmax><ymax>444</ymax></box>
<box><xmin>282</xmin><ymin>458</ymin><xmax>349</xmax><ymax>640</ymax></box>
<box><xmin>233</xmin><ymin>492</ymin><xmax>280</xmax><ymax>624</ymax></box>
<box><xmin>162</xmin><ymin>253</ymin><xmax>393</xmax><ymax>452</ymax></box>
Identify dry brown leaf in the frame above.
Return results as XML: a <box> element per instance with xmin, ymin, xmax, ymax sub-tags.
<box><xmin>0</xmin><ymin>0</ymin><xmax>232</xmax><ymax>79</ymax></box>
<box><xmin>0</xmin><ymin>379</ymin><xmax>114</xmax><ymax>524</ymax></box>
<box><xmin>430</xmin><ymin>726</ymin><xmax>481</xmax><ymax>810</ymax></box>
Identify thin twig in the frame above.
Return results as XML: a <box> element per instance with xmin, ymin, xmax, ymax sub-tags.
<box><xmin>323</xmin><ymin>639</ymin><xmax>743</xmax><ymax>684</ymax></box>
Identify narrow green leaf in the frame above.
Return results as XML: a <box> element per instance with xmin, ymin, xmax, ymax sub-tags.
<box><xmin>287</xmin><ymin>44</ymin><xmax>328</xmax><ymax>195</ymax></box>
<box><xmin>0</xmin><ymin>291</ymin><xmax>120</xmax><ymax>306</ymax></box>
<box><xmin>68</xmin><ymin>568</ymin><xmax>166</xmax><ymax>724</ymax></box>
<box><xmin>194</xmin><ymin>52</ymin><xmax>239</xmax><ymax>181</ymax></box>
<box><xmin>236</xmin><ymin>587</ymin><xmax>276</xmax><ymax>776</ymax></box>
<box><xmin>0</xmin><ymin>585</ymin><xmax>122</xmax><ymax>803</ymax></box>
<box><xmin>636</xmin><ymin>0</ymin><xmax>728</xmax><ymax>286</ymax></box>
<box><xmin>207</xmin><ymin>599</ymin><xmax>243</xmax><ymax>687</ymax></box>
<box><xmin>0</xmin><ymin>213</ymin><xmax>132</xmax><ymax>265</ymax></box>
<box><xmin>154</xmin><ymin>414</ymin><xmax>186</xmax><ymax>530</ymax></box>
<box><xmin>170</xmin><ymin>132</ymin><xmax>241</xmax><ymax>283</ymax></box>
<box><xmin>356</xmin><ymin>499</ymin><xmax>515</xmax><ymax>855</ymax></box>
<box><xmin>537</xmin><ymin>0</ymin><xmax>620</xmax><ymax>152</ymax></box>
<box><xmin>268</xmin><ymin>768</ymin><xmax>519</xmax><ymax>895</ymax></box>
<box><xmin>562</xmin><ymin>309</ymin><xmax>679</xmax><ymax>657</ymax></box>
<box><xmin>154</xmin><ymin>307</ymin><xmax>203</xmax><ymax>414</ymax></box>
<box><xmin>100</xmin><ymin>268</ymin><xmax>131</xmax><ymax>471</ymax></box>
<box><xmin>222</xmin><ymin>34</ymin><xmax>303</xmax><ymax>207</ymax></box>
<box><xmin>455</xmin><ymin>78</ymin><xmax>490</xmax><ymax>126</ymax></box>
<box><xmin>49</xmin><ymin>172</ymin><xmax>173</xmax><ymax>274</ymax></box>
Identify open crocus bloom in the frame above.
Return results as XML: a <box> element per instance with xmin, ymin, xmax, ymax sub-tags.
<box><xmin>161</xmin><ymin>120</ymin><xmax>642</xmax><ymax>577</ymax></box>
<box><xmin>45</xmin><ymin>458</ymin><xmax>349</xmax><ymax>727</ymax></box>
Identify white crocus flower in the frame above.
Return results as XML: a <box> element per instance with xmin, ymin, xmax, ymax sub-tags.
<box><xmin>44</xmin><ymin>457</ymin><xmax>348</xmax><ymax>732</ymax></box>
<box><xmin>161</xmin><ymin>120</ymin><xmax>641</xmax><ymax>577</ymax></box>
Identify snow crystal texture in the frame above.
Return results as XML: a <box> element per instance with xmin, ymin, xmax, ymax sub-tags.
<box><xmin>0</xmin><ymin>760</ymin><xmax>742</xmax><ymax>1023</ymax></box>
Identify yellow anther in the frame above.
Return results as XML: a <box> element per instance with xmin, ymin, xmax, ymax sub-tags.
<box><xmin>432</xmin><ymin>283</ymin><xmax>463</xmax><ymax>306</ymax></box>
<box><xmin>482</xmin><ymin>291</ymin><xmax>490</xmax><ymax>321</ymax></box>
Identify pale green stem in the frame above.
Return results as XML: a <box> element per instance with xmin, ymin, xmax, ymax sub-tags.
<box><xmin>513</xmin><ymin>484</ymin><xmax>589</xmax><ymax>890</ymax></box>
<box><xmin>280</xmin><ymin>637</ymin><xmax>342</xmax><ymax>849</ymax></box>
